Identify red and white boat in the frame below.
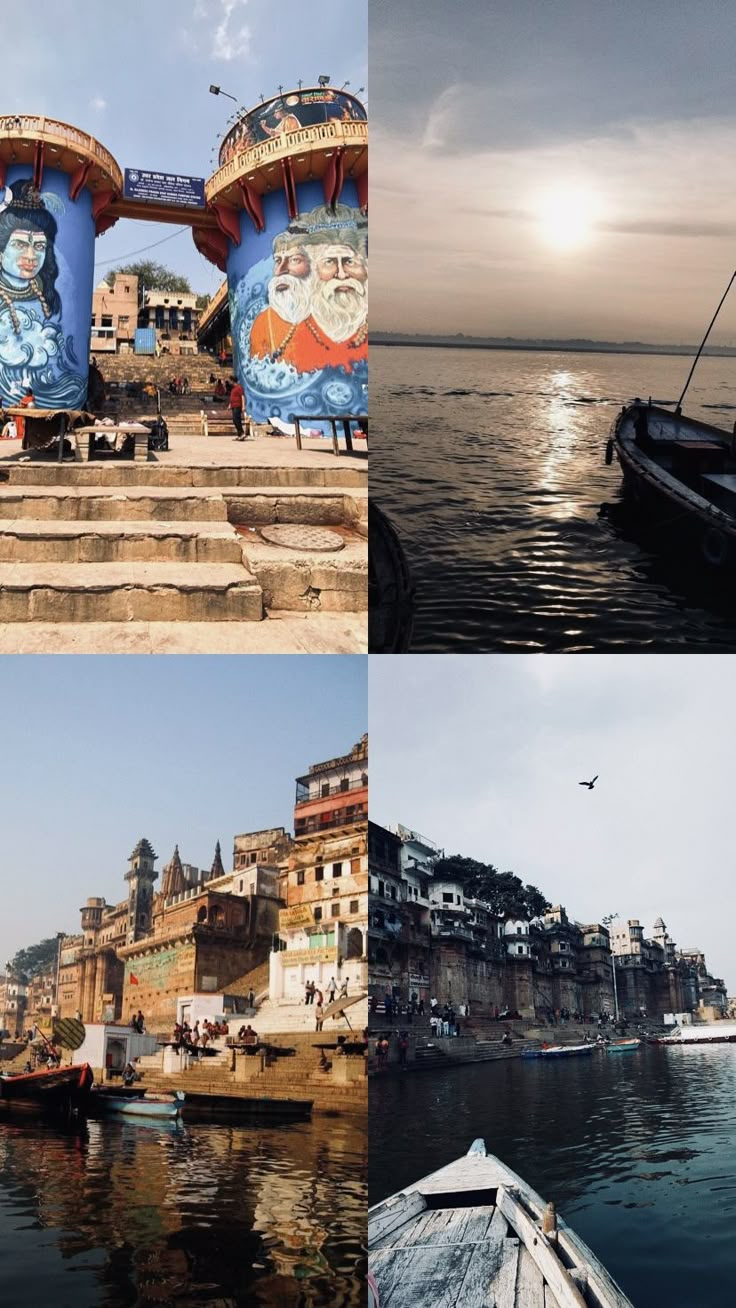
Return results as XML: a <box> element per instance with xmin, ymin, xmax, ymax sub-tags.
<box><xmin>0</xmin><ymin>1062</ymin><xmax>94</xmax><ymax>1108</ymax></box>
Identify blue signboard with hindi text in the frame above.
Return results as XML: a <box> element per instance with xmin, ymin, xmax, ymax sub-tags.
<box><xmin>124</xmin><ymin>168</ymin><xmax>205</xmax><ymax>208</ymax></box>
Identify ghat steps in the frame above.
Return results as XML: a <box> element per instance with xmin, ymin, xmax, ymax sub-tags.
<box><xmin>0</xmin><ymin>460</ymin><xmax>367</xmax><ymax>630</ymax></box>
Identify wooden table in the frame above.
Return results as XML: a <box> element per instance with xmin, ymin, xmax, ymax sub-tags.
<box><xmin>292</xmin><ymin>413</ymin><xmax>367</xmax><ymax>455</ymax></box>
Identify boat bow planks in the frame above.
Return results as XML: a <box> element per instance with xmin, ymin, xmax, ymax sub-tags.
<box><xmin>369</xmin><ymin>1140</ymin><xmax>634</xmax><ymax>1307</ymax></box>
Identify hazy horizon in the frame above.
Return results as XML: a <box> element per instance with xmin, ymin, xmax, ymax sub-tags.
<box><xmin>371</xmin><ymin>0</ymin><xmax>736</xmax><ymax>345</ymax></box>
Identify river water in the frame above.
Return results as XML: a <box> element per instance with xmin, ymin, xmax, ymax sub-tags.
<box><xmin>0</xmin><ymin>1113</ymin><xmax>366</xmax><ymax>1307</ymax></box>
<box><xmin>369</xmin><ymin>1046</ymin><xmax>736</xmax><ymax>1307</ymax></box>
<box><xmin>371</xmin><ymin>345</ymin><xmax>736</xmax><ymax>652</ymax></box>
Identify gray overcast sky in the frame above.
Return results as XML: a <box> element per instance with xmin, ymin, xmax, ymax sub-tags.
<box><xmin>0</xmin><ymin>656</ymin><xmax>366</xmax><ymax>968</ymax></box>
<box><xmin>371</xmin><ymin>0</ymin><xmax>736</xmax><ymax>342</ymax></box>
<box><xmin>7</xmin><ymin>0</ymin><xmax>366</xmax><ymax>297</ymax></box>
<box><xmin>370</xmin><ymin>655</ymin><xmax>734</xmax><ymax>990</ymax></box>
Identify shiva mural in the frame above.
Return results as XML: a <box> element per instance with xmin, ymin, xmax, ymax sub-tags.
<box><xmin>228</xmin><ymin>187</ymin><xmax>367</xmax><ymax>426</ymax></box>
<box><xmin>0</xmin><ymin>175</ymin><xmax>90</xmax><ymax>408</ymax></box>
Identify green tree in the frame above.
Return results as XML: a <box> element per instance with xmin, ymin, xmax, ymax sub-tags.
<box><xmin>105</xmin><ymin>261</ymin><xmax>192</xmax><ymax>301</ymax></box>
<box><xmin>195</xmin><ymin>293</ymin><xmax>211</xmax><ymax>311</ymax></box>
<box><xmin>433</xmin><ymin>855</ymin><xmax>549</xmax><ymax>920</ymax></box>
<box><xmin>9</xmin><ymin>936</ymin><xmax>62</xmax><ymax>979</ymax></box>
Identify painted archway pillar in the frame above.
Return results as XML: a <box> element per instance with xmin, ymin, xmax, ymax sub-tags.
<box><xmin>195</xmin><ymin>87</ymin><xmax>368</xmax><ymax>427</ymax></box>
<box><xmin>0</xmin><ymin>114</ymin><xmax>121</xmax><ymax>408</ymax></box>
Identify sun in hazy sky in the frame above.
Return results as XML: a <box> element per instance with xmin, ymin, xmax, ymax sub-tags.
<box><xmin>535</xmin><ymin>184</ymin><xmax>602</xmax><ymax>251</ymax></box>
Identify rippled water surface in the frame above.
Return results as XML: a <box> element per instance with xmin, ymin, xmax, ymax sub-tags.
<box><xmin>371</xmin><ymin>346</ymin><xmax>736</xmax><ymax>651</ymax></box>
<box><xmin>370</xmin><ymin>1046</ymin><xmax>736</xmax><ymax>1307</ymax></box>
<box><xmin>0</xmin><ymin>1114</ymin><xmax>366</xmax><ymax>1307</ymax></box>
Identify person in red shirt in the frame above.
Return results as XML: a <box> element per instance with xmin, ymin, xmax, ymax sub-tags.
<box><xmin>229</xmin><ymin>376</ymin><xmax>247</xmax><ymax>439</ymax></box>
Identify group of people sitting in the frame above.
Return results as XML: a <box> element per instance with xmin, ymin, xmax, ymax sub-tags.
<box><xmin>168</xmin><ymin>376</ymin><xmax>190</xmax><ymax>395</ymax></box>
<box><xmin>171</xmin><ymin>1017</ymin><xmax>227</xmax><ymax>1052</ymax></box>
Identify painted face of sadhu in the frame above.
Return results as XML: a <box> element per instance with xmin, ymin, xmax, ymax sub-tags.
<box><xmin>311</xmin><ymin>243</ymin><xmax>368</xmax><ymax>342</ymax></box>
<box><xmin>268</xmin><ymin>245</ymin><xmax>315</xmax><ymax>324</ymax></box>
<box><xmin>2</xmin><ymin>229</ymin><xmax>47</xmax><ymax>282</ymax></box>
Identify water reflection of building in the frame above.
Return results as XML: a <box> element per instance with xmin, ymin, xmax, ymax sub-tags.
<box><xmin>0</xmin><ymin>1112</ymin><xmax>364</xmax><ymax>1306</ymax></box>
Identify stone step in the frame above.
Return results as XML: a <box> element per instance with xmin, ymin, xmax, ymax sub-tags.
<box><xmin>0</xmin><ymin>487</ymin><xmax>229</xmax><ymax>522</ymax></box>
<box><xmin>0</xmin><ymin>562</ymin><xmax>263</xmax><ymax>622</ymax></box>
<box><xmin>239</xmin><ymin>535</ymin><xmax>367</xmax><ymax>612</ymax></box>
<box><xmin>0</xmin><ymin>465</ymin><xmax>365</xmax><ymax>489</ymax></box>
<box><xmin>0</xmin><ymin>521</ymin><xmax>243</xmax><ymax>564</ymax></box>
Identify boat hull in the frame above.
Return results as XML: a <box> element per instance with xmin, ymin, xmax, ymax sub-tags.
<box><xmin>369</xmin><ymin>1140</ymin><xmax>634</xmax><ymax>1307</ymax></box>
<box><xmin>0</xmin><ymin>1062</ymin><xmax>93</xmax><ymax>1110</ymax></box>
<box><xmin>522</xmin><ymin>1044</ymin><xmax>594</xmax><ymax>1059</ymax></box>
<box><xmin>95</xmin><ymin>1095</ymin><xmax>182</xmax><ymax>1119</ymax></box>
<box><xmin>611</xmin><ymin>403</ymin><xmax>736</xmax><ymax>567</ymax></box>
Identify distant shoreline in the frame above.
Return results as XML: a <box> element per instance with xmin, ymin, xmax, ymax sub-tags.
<box><xmin>370</xmin><ymin>335</ymin><xmax>736</xmax><ymax>359</ymax></box>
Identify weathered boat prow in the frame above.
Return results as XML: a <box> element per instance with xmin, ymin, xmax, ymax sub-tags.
<box><xmin>369</xmin><ymin>1139</ymin><xmax>634</xmax><ymax>1307</ymax></box>
<box><xmin>609</xmin><ymin>401</ymin><xmax>736</xmax><ymax>566</ymax></box>
<box><xmin>369</xmin><ymin>502</ymin><xmax>415</xmax><ymax>652</ymax></box>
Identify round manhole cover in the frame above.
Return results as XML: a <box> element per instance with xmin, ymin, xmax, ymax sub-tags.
<box><xmin>260</xmin><ymin>524</ymin><xmax>345</xmax><ymax>552</ymax></box>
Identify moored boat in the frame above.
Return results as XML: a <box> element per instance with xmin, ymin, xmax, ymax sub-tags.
<box><xmin>369</xmin><ymin>502</ymin><xmax>415</xmax><ymax>653</ymax></box>
<box><xmin>659</xmin><ymin>1021</ymin><xmax>736</xmax><ymax>1045</ymax></box>
<box><xmin>522</xmin><ymin>1043</ymin><xmax>594</xmax><ymax>1059</ymax></box>
<box><xmin>369</xmin><ymin>1138</ymin><xmax>634</xmax><ymax>1306</ymax></box>
<box><xmin>608</xmin><ymin>402</ymin><xmax>736</xmax><ymax>566</ymax></box>
<box><xmin>91</xmin><ymin>1088</ymin><xmax>184</xmax><ymax>1118</ymax></box>
<box><xmin>0</xmin><ymin>1062</ymin><xmax>93</xmax><ymax>1110</ymax></box>
<box><xmin>606</xmin><ymin>1039</ymin><xmax>641</xmax><ymax>1054</ymax></box>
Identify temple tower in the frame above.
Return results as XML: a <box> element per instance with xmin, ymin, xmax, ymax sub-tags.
<box><xmin>124</xmin><ymin>838</ymin><xmax>158</xmax><ymax>944</ymax></box>
<box><xmin>160</xmin><ymin>844</ymin><xmax>186</xmax><ymax>900</ymax></box>
<box><xmin>194</xmin><ymin>85</ymin><xmax>368</xmax><ymax>428</ymax></box>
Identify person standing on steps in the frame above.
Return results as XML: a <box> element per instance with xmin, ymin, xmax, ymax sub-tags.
<box><xmin>327</xmin><ymin>976</ymin><xmax>337</xmax><ymax>1004</ymax></box>
<box><xmin>229</xmin><ymin>375</ymin><xmax>248</xmax><ymax>439</ymax></box>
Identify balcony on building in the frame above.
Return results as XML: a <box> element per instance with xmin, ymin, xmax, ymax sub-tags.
<box><xmin>294</xmin><ymin>770</ymin><xmax>368</xmax><ymax>836</ymax></box>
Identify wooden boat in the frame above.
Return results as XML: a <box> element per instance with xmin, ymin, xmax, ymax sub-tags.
<box><xmin>522</xmin><ymin>1044</ymin><xmax>594</xmax><ymax>1060</ymax></box>
<box><xmin>606</xmin><ymin>1039</ymin><xmax>640</xmax><ymax>1054</ymax></box>
<box><xmin>369</xmin><ymin>502</ymin><xmax>415</xmax><ymax>652</ymax></box>
<box><xmin>369</xmin><ymin>1139</ymin><xmax>634</xmax><ymax>1307</ymax></box>
<box><xmin>659</xmin><ymin>1021</ymin><xmax>736</xmax><ymax>1045</ymax></box>
<box><xmin>608</xmin><ymin>401</ymin><xmax>736</xmax><ymax>566</ymax></box>
<box><xmin>91</xmin><ymin>1088</ymin><xmax>184</xmax><ymax>1118</ymax></box>
<box><xmin>0</xmin><ymin>1062</ymin><xmax>93</xmax><ymax>1109</ymax></box>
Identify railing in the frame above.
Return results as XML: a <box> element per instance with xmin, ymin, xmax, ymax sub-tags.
<box><xmin>206</xmin><ymin>119</ymin><xmax>368</xmax><ymax>199</ymax></box>
<box><xmin>296</xmin><ymin>776</ymin><xmax>367</xmax><ymax>805</ymax></box>
<box><xmin>294</xmin><ymin>808</ymin><xmax>367</xmax><ymax>837</ymax></box>
<box><xmin>0</xmin><ymin>114</ymin><xmax>122</xmax><ymax>189</ymax></box>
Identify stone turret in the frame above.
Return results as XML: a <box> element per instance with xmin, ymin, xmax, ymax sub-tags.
<box><xmin>160</xmin><ymin>844</ymin><xmax>186</xmax><ymax>900</ymax></box>
<box><xmin>124</xmin><ymin>837</ymin><xmax>158</xmax><ymax>945</ymax></box>
<box><xmin>208</xmin><ymin>839</ymin><xmax>225</xmax><ymax>882</ymax></box>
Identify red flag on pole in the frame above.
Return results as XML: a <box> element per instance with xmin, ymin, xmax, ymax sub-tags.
<box><xmin>129</xmin><ymin>974</ymin><xmax>139</xmax><ymax>985</ymax></box>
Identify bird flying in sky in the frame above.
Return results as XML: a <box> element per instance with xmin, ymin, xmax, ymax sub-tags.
<box><xmin>579</xmin><ymin>775</ymin><xmax>598</xmax><ymax>790</ymax></box>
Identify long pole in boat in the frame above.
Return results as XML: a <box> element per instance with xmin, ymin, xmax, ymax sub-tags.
<box><xmin>676</xmin><ymin>269</ymin><xmax>736</xmax><ymax>412</ymax></box>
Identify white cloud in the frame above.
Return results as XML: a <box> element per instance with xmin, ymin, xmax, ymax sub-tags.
<box><xmin>193</xmin><ymin>0</ymin><xmax>251</xmax><ymax>62</ymax></box>
<box><xmin>89</xmin><ymin>96</ymin><xmax>107</xmax><ymax>112</ymax></box>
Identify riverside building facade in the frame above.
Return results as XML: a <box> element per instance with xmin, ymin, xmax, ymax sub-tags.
<box><xmin>269</xmin><ymin>736</ymin><xmax>368</xmax><ymax>1003</ymax></box>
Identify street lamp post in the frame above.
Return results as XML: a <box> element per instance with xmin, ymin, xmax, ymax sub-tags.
<box><xmin>601</xmin><ymin>914</ymin><xmax>621</xmax><ymax>1024</ymax></box>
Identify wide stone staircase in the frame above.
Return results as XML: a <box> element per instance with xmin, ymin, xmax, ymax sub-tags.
<box><xmin>137</xmin><ymin>1029</ymin><xmax>366</xmax><ymax>1116</ymax></box>
<box><xmin>0</xmin><ymin>461</ymin><xmax>366</xmax><ymax>626</ymax></box>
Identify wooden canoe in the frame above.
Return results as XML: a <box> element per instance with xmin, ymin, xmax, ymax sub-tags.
<box><xmin>522</xmin><ymin>1044</ymin><xmax>595</xmax><ymax>1060</ymax></box>
<box><xmin>369</xmin><ymin>1139</ymin><xmax>634</xmax><ymax>1307</ymax></box>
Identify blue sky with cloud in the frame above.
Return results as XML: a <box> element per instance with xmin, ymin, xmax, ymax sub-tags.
<box><xmin>8</xmin><ymin>0</ymin><xmax>366</xmax><ymax>295</ymax></box>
